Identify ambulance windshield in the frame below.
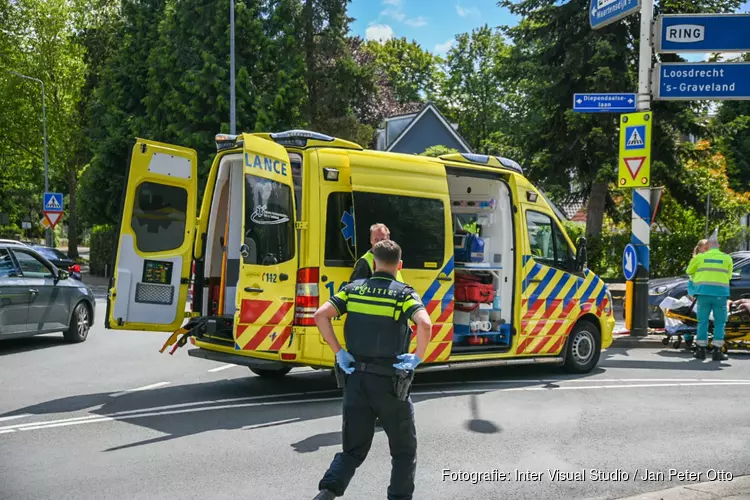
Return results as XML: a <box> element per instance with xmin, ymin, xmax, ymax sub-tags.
<box><xmin>243</xmin><ymin>175</ymin><xmax>295</xmax><ymax>265</ymax></box>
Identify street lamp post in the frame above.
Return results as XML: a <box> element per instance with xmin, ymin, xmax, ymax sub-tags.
<box><xmin>7</xmin><ymin>70</ymin><xmax>51</xmax><ymax>246</ymax></box>
<box><xmin>229</xmin><ymin>0</ymin><xmax>236</xmax><ymax>135</ymax></box>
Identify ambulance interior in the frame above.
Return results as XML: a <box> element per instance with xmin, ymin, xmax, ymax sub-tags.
<box><xmin>446</xmin><ymin>173</ymin><xmax>515</xmax><ymax>354</ymax></box>
<box><xmin>201</xmin><ymin>152</ymin><xmax>302</xmax><ymax>324</ymax></box>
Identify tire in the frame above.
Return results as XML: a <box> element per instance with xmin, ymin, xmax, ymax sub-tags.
<box><xmin>249</xmin><ymin>366</ymin><xmax>292</xmax><ymax>378</ymax></box>
<box><xmin>63</xmin><ymin>302</ymin><xmax>91</xmax><ymax>343</ymax></box>
<box><xmin>563</xmin><ymin>320</ymin><xmax>601</xmax><ymax>374</ymax></box>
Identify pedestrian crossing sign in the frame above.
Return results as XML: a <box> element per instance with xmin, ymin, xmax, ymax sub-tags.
<box><xmin>618</xmin><ymin>112</ymin><xmax>652</xmax><ymax>188</ymax></box>
<box><xmin>43</xmin><ymin>192</ymin><xmax>64</xmax><ymax>212</ymax></box>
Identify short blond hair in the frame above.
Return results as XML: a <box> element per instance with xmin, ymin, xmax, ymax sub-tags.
<box><xmin>369</xmin><ymin>223</ymin><xmax>390</xmax><ymax>237</ymax></box>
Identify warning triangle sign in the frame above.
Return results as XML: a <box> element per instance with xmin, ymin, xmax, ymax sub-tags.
<box><xmin>44</xmin><ymin>212</ymin><xmax>62</xmax><ymax>228</ymax></box>
<box><xmin>623</xmin><ymin>157</ymin><xmax>646</xmax><ymax>179</ymax></box>
<box><xmin>627</xmin><ymin>128</ymin><xmax>644</xmax><ymax>147</ymax></box>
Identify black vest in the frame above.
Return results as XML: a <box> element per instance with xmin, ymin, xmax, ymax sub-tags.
<box><xmin>343</xmin><ymin>274</ymin><xmax>413</xmax><ymax>363</ymax></box>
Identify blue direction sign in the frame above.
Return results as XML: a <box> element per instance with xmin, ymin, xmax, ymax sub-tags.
<box><xmin>656</xmin><ymin>14</ymin><xmax>750</xmax><ymax>53</ymax></box>
<box><xmin>590</xmin><ymin>0</ymin><xmax>640</xmax><ymax>29</ymax></box>
<box><xmin>654</xmin><ymin>62</ymin><xmax>750</xmax><ymax>100</ymax></box>
<box><xmin>43</xmin><ymin>192</ymin><xmax>63</xmax><ymax>212</ymax></box>
<box><xmin>573</xmin><ymin>93</ymin><xmax>637</xmax><ymax>113</ymax></box>
<box><xmin>622</xmin><ymin>243</ymin><xmax>638</xmax><ymax>281</ymax></box>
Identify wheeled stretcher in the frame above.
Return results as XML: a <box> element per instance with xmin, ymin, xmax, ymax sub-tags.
<box><xmin>662</xmin><ymin>298</ymin><xmax>750</xmax><ymax>353</ymax></box>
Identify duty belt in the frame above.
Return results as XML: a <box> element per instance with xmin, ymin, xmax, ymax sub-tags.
<box><xmin>352</xmin><ymin>361</ymin><xmax>395</xmax><ymax>376</ymax></box>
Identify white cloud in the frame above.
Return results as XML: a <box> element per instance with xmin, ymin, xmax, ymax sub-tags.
<box><xmin>434</xmin><ymin>39</ymin><xmax>455</xmax><ymax>55</ymax></box>
<box><xmin>381</xmin><ymin>8</ymin><xmax>406</xmax><ymax>21</ymax></box>
<box><xmin>366</xmin><ymin>24</ymin><xmax>394</xmax><ymax>43</ymax></box>
<box><xmin>404</xmin><ymin>16</ymin><xmax>427</xmax><ymax>27</ymax></box>
<box><xmin>383</xmin><ymin>0</ymin><xmax>401</xmax><ymax>5</ymax></box>
<box><xmin>456</xmin><ymin>4</ymin><xmax>480</xmax><ymax>17</ymax></box>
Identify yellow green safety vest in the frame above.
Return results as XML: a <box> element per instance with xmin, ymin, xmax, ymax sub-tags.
<box><xmin>686</xmin><ymin>248</ymin><xmax>733</xmax><ymax>297</ymax></box>
<box><xmin>463</xmin><ymin>221</ymin><xmax>479</xmax><ymax>235</ymax></box>
<box><xmin>362</xmin><ymin>250</ymin><xmax>404</xmax><ymax>282</ymax></box>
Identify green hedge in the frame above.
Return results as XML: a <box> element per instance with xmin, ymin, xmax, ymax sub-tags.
<box><xmin>563</xmin><ymin>222</ymin><xmax>749</xmax><ymax>280</ymax></box>
<box><xmin>89</xmin><ymin>224</ymin><xmax>117</xmax><ymax>276</ymax></box>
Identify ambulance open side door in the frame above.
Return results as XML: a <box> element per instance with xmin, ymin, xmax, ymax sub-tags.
<box><xmin>106</xmin><ymin>139</ymin><xmax>198</xmax><ymax>331</ymax></box>
<box><xmin>232</xmin><ymin>135</ymin><xmax>298</xmax><ymax>353</ymax></box>
<box><xmin>348</xmin><ymin>157</ymin><xmax>455</xmax><ymax>364</ymax></box>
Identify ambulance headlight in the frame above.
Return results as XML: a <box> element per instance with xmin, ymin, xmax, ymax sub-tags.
<box><xmin>323</xmin><ymin>168</ymin><xmax>339</xmax><ymax>181</ymax></box>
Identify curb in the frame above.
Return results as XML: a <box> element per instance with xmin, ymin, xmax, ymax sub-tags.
<box><xmin>617</xmin><ymin>475</ymin><xmax>750</xmax><ymax>499</ymax></box>
<box><xmin>611</xmin><ymin>334</ymin><xmax>666</xmax><ymax>349</ymax></box>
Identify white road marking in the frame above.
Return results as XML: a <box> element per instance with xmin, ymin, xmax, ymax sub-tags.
<box><xmin>0</xmin><ymin>413</ymin><xmax>31</xmax><ymax>423</ymax></box>
<box><xmin>243</xmin><ymin>418</ymin><xmax>300</xmax><ymax>430</ymax></box>
<box><xmin>3</xmin><ymin>380</ymin><xmax>750</xmax><ymax>435</ymax></box>
<box><xmin>110</xmin><ymin>381</ymin><xmax>170</xmax><ymax>398</ymax></box>
<box><xmin>207</xmin><ymin>364</ymin><xmax>235</xmax><ymax>373</ymax></box>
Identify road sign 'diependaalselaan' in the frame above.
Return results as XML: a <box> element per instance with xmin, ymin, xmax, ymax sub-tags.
<box><xmin>623</xmin><ymin>243</ymin><xmax>638</xmax><ymax>281</ymax></box>
<box><xmin>590</xmin><ymin>0</ymin><xmax>640</xmax><ymax>28</ymax></box>
<box><xmin>618</xmin><ymin>111</ymin><xmax>652</xmax><ymax>188</ymax></box>
<box><xmin>654</xmin><ymin>62</ymin><xmax>750</xmax><ymax>100</ymax></box>
<box><xmin>656</xmin><ymin>14</ymin><xmax>750</xmax><ymax>53</ymax></box>
<box><xmin>573</xmin><ymin>93</ymin><xmax>637</xmax><ymax>112</ymax></box>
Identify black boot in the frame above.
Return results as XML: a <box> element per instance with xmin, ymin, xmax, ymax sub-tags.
<box><xmin>694</xmin><ymin>346</ymin><xmax>706</xmax><ymax>360</ymax></box>
<box><xmin>313</xmin><ymin>490</ymin><xmax>336</xmax><ymax>500</ymax></box>
<box><xmin>713</xmin><ymin>348</ymin><xmax>728</xmax><ymax>361</ymax></box>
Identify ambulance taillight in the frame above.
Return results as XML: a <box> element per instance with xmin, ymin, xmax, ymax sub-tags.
<box><xmin>295</xmin><ymin>268</ymin><xmax>320</xmax><ymax>326</ymax></box>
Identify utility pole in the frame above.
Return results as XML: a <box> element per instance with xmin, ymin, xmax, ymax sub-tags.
<box><xmin>629</xmin><ymin>0</ymin><xmax>654</xmax><ymax>337</ymax></box>
<box><xmin>7</xmin><ymin>70</ymin><xmax>51</xmax><ymax>247</ymax></box>
<box><xmin>229</xmin><ymin>0</ymin><xmax>236</xmax><ymax>135</ymax></box>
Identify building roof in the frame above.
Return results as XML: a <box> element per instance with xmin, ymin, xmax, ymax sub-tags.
<box><xmin>385</xmin><ymin>102</ymin><xmax>473</xmax><ymax>153</ymax></box>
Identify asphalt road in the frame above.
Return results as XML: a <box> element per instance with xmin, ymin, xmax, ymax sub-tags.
<box><xmin>1</xmin><ymin>301</ymin><xmax>749</xmax><ymax>500</ymax></box>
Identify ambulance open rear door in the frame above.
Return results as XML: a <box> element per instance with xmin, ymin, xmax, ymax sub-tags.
<box><xmin>106</xmin><ymin>139</ymin><xmax>198</xmax><ymax>331</ymax></box>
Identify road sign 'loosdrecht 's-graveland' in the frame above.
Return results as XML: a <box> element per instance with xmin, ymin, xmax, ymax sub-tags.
<box><xmin>618</xmin><ymin>111</ymin><xmax>652</xmax><ymax>188</ymax></box>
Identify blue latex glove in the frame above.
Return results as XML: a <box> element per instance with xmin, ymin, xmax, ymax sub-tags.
<box><xmin>336</xmin><ymin>349</ymin><xmax>356</xmax><ymax>374</ymax></box>
<box><xmin>393</xmin><ymin>353</ymin><xmax>421</xmax><ymax>371</ymax></box>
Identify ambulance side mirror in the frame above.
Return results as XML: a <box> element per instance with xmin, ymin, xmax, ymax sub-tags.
<box><xmin>574</xmin><ymin>237</ymin><xmax>587</xmax><ymax>273</ymax></box>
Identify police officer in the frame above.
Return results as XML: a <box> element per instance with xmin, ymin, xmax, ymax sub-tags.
<box><xmin>312</xmin><ymin>240</ymin><xmax>432</xmax><ymax>500</ymax></box>
<box><xmin>350</xmin><ymin>223</ymin><xmax>404</xmax><ymax>282</ymax></box>
<box><xmin>686</xmin><ymin>230</ymin><xmax>733</xmax><ymax>361</ymax></box>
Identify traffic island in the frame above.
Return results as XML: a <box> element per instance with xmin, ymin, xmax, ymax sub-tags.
<box><xmin>617</xmin><ymin>474</ymin><xmax>750</xmax><ymax>499</ymax></box>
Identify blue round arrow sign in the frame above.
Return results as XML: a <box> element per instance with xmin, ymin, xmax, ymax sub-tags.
<box><xmin>622</xmin><ymin>243</ymin><xmax>638</xmax><ymax>281</ymax></box>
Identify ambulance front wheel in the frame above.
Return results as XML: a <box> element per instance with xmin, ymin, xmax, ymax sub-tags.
<box><xmin>563</xmin><ymin>320</ymin><xmax>601</xmax><ymax>374</ymax></box>
<box><xmin>249</xmin><ymin>366</ymin><xmax>292</xmax><ymax>378</ymax></box>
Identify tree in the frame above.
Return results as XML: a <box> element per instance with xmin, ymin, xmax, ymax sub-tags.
<box><xmin>498</xmin><ymin>0</ymin><xmax>740</xmax><ymax>238</ymax></box>
<box><xmin>363</xmin><ymin>37</ymin><xmax>438</xmax><ymax>105</ymax></box>
<box><xmin>712</xmin><ymin>99</ymin><xmax>750</xmax><ymax>193</ymax></box>
<box><xmin>438</xmin><ymin>25</ymin><xmax>511</xmax><ymax>156</ymax></box>
<box><xmin>420</xmin><ymin>145</ymin><xmax>459</xmax><ymax>157</ymax></box>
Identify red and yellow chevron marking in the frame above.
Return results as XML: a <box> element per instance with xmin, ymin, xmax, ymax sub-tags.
<box><xmin>235</xmin><ymin>299</ymin><xmax>294</xmax><ymax>351</ymax></box>
<box><xmin>408</xmin><ymin>323</ymin><xmax>453</xmax><ymax>362</ymax></box>
<box><xmin>517</xmin><ymin>257</ymin><xmax>609</xmax><ymax>356</ymax></box>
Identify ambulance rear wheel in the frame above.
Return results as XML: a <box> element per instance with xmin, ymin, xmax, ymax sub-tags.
<box><xmin>563</xmin><ymin>320</ymin><xmax>601</xmax><ymax>374</ymax></box>
<box><xmin>249</xmin><ymin>366</ymin><xmax>292</xmax><ymax>378</ymax></box>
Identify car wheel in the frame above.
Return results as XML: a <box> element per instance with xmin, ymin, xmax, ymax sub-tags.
<box><xmin>64</xmin><ymin>302</ymin><xmax>90</xmax><ymax>343</ymax></box>
<box><xmin>563</xmin><ymin>320</ymin><xmax>601</xmax><ymax>374</ymax></box>
<box><xmin>249</xmin><ymin>366</ymin><xmax>292</xmax><ymax>378</ymax></box>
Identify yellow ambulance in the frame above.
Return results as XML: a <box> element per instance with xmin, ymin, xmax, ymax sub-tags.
<box><xmin>106</xmin><ymin>130</ymin><xmax>614</xmax><ymax>377</ymax></box>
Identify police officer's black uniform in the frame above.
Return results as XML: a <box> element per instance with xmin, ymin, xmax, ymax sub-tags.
<box><xmin>317</xmin><ymin>271</ymin><xmax>425</xmax><ymax>500</ymax></box>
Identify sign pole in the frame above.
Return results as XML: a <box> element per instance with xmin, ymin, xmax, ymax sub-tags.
<box><xmin>629</xmin><ymin>0</ymin><xmax>654</xmax><ymax>337</ymax></box>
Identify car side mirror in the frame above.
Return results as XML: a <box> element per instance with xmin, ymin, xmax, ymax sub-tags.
<box><xmin>574</xmin><ymin>237</ymin><xmax>587</xmax><ymax>273</ymax></box>
<box><xmin>55</xmin><ymin>269</ymin><xmax>69</xmax><ymax>284</ymax></box>
<box><xmin>731</xmin><ymin>272</ymin><xmax>741</xmax><ymax>280</ymax></box>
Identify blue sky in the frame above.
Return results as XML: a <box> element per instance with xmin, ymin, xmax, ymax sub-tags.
<box><xmin>348</xmin><ymin>0</ymin><xmax>750</xmax><ymax>59</ymax></box>
<box><xmin>348</xmin><ymin>0</ymin><xmax>517</xmax><ymax>55</ymax></box>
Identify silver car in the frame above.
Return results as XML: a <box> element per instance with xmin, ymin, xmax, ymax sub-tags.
<box><xmin>0</xmin><ymin>242</ymin><xmax>95</xmax><ymax>342</ymax></box>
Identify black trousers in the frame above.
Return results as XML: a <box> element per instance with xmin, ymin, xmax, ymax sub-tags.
<box><xmin>319</xmin><ymin>371</ymin><xmax>417</xmax><ymax>499</ymax></box>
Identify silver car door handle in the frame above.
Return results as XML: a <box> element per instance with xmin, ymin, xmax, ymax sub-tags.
<box><xmin>29</xmin><ymin>289</ymin><xmax>39</xmax><ymax>295</ymax></box>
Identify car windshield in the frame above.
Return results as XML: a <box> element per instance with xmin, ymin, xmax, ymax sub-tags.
<box><xmin>732</xmin><ymin>255</ymin><xmax>749</xmax><ymax>270</ymax></box>
<box><xmin>34</xmin><ymin>247</ymin><xmax>69</xmax><ymax>261</ymax></box>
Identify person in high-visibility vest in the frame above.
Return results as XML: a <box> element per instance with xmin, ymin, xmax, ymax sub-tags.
<box><xmin>686</xmin><ymin>230</ymin><xmax>733</xmax><ymax>361</ymax></box>
<box><xmin>350</xmin><ymin>223</ymin><xmax>404</xmax><ymax>282</ymax></box>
